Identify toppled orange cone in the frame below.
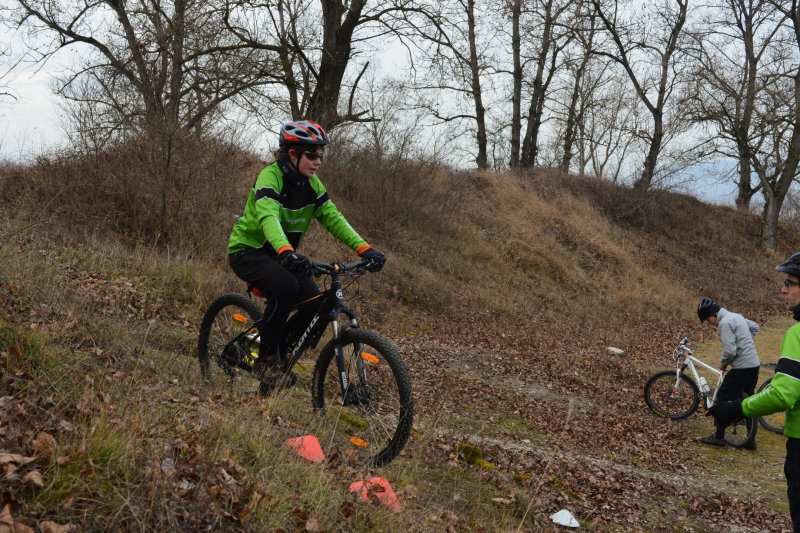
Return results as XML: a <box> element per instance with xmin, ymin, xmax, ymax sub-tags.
<box><xmin>348</xmin><ymin>477</ymin><xmax>402</xmax><ymax>513</ymax></box>
<box><xmin>285</xmin><ymin>435</ymin><xmax>326</xmax><ymax>463</ymax></box>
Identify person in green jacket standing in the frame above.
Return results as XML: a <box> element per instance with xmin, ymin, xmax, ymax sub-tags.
<box><xmin>227</xmin><ymin>120</ymin><xmax>385</xmax><ymax>389</ymax></box>
<box><xmin>709</xmin><ymin>252</ymin><xmax>800</xmax><ymax>531</ymax></box>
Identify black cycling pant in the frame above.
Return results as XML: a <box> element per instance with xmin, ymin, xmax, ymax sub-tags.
<box><xmin>714</xmin><ymin>366</ymin><xmax>759</xmax><ymax>439</ymax></box>
<box><xmin>228</xmin><ymin>248</ymin><xmax>323</xmax><ymax>360</ymax></box>
<box><xmin>787</xmin><ymin>438</ymin><xmax>800</xmax><ymax>532</ymax></box>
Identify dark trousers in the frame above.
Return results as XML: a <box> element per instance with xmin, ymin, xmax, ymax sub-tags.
<box><xmin>788</xmin><ymin>438</ymin><xmax>800</xmax><ymax>532</ymax></box>
<box><xmin>714</xmin><ymin>366</ymin><xmax>759</xmax><ymax>439</ymax></box>
<box><xmin>228</xmin><ymin>249</ymin><xmax>322</xmax><ymax>359</ymax></box>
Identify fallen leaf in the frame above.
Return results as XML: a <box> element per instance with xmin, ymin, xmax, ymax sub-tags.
<box><xmin>22</xmin><ymin>470</ymin><xmax>44</xmax><ymax>487</ymax></box>
<box><xmin>7</xmin><ymin>347</ymin><xmax>22</xmax><ymax>372</ymax></box>
<box><xmin>305</xmin><ymin>517</ymin><xmax>321</xmax><ymax>532</ymax></box>
<box><xmin>0</xmin><ymin>454</ymin><xmax>35</xmax><ymax>466</ymax></box>
<box><xmin>220</xmin><ymin>467</ymin><xmax>236</xmax><ymax>486</ymax></box>
<box><xmin>41</xmin><ymin>521</ymin><xmax>72</xmax><ymax>533</ymax></box>
<box><xmin>1</xmin><ymin>504</ymin><xmax>13</xmax><ymax>530</ymax></box>
<box><xmin>14</xmin><ymin>521</ymin><xmax>35</xmax><ymax>533</ymax></box>
<box><xmin>32</xmin><ymin>432</ymin><xmax>57</xmax><ymax>456</ymax></box>
<box><xmin>59</xmin><ymin>420</ymin><xmax>74</xmax><ymax>433</ymax></box>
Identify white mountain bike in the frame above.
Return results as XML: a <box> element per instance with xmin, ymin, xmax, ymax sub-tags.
<box><xmin>643</xmin><ymin>337</ymin><xmax>757</xmax><ymax>448</ymax></box>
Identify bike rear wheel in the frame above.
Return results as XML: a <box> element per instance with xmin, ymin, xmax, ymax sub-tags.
<box><xmin>723</xmin><ymin>417</ymin><xmax>757</xmax><ymax>448</ymax></box>
<box><xmin>756</xmin><ymin>377</ymin><xmax>785</xmax><ymax>435</ymax></box>
<box><xmin>312</xmin><ymin>328</ymin><xmax>413</xmax><ymax>467</ymax></box>
<box><xmin>198</xmin><ymin>293</ymin><xmax>262</xmax><ymax>389</ymax></box>
<box><xmin>644</xmin><ymin>370</ymin><xmax>700</xmax><ymax>419</ymax></box>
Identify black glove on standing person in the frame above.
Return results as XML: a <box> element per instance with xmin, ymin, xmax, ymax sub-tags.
<box><xmin>361</xmin><ymin>248</ymin><xmax>386</xmax><ymax>272</ymax></box>
<box><xmin>706</xmin><ymin>400</ymin><xmax>745</xmax><ymax>427</ymax></box>
<box><xmin>279</xmin><ymin>250</ymin><xmax>312</xmax><ymax>277</ymax></box>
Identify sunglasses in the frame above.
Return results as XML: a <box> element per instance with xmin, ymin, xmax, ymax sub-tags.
<box><xmin>302</xmin><ymin>151</ymin><xmax>324</xmax><ymax>162</ymax></box>
<box><xmin>784</xmin><ymin>278</ymin><xmax>800</xmax><ymax>288</ymax></box>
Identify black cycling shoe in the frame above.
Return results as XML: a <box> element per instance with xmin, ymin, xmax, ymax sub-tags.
<box><xmin>698</xmin><ymin>435</ymin><xmax>726</xmax><ymax>448</ymax></box>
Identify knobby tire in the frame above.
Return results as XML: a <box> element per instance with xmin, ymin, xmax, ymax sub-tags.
<box><xmin>312</xmin><ymin>328</ymin><xmax>413</xmax><ymax>467</ymax></box>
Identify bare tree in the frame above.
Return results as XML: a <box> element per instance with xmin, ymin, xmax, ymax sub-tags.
<box><xmin>591</xmin><ymin>0</ymin><xmax>690</xmax><ymax>189</ymax></box>
<box><xmin>222</xmin><ymin>0</ymin><xmax>431</xmax><ymax>130</ymax></box>
<box><xmin>400</xmin><ymin>0</ymin><xmax>494</xmax><ymax>169</ymax></box>
<box><xmin>0</xmin><ymin>42</ymin><xmax>17</xmax><ymax>103</ymax></box>
<box><xmin>517</xmin><ymin>0</ymin><xmax>576</xmax><ymax>168</ymax></box>
<box><xmin>556</xmin><ymin>6</ymin><xmax>597</xmax><ymax>172</ymax></box>
<box><xmin>578</xmin><ymin>72</ymin><xmax>643</xmax><ymax>181</ymax></box>
<box><xmin>5</xmin><ymin>1</ymin><xmax>288</xmax><ymax>135</ymax></box>
<box><xmin>756</xmin><ymin>0</ymin><xmax>800</xmax><ymax>250</ymax></box>
<box><xmin>2</xmin><ymin>0</ymin><xmax>290</xmax><ymax>237</ymax></box>
<box><xmin>509</xmin><ymin>0</ymin><xmax>523</xmax><ymax>168</ymax></box>
<box><xmin>687</xmin><ymin>0</ymin><xmax>786</xmax><ymax>211</ymax></box>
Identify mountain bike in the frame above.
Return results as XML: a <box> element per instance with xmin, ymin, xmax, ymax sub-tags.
<box><xmin>197</xmin><ymin>258</ymin><xmax>414</xmax><ymax>467</ymax></box>
<box><xmin>643</xmin><ymin>337</ymin><xmax>756</xmax><ymax>448</ymax></box>
<box><xmin>756</xmin><ymin>376</ymin><xmax>785</xmax><ymax>435</ymax></box>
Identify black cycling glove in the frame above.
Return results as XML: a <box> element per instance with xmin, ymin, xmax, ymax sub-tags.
<box><xmin>706</xmin><ymin>400</ymin><xmax>744</xmax><ymax>427</ymax></box>
<box><xmin>361</xmin><ymin>248</ymin><xmax>386</xmax><ymax>272</ymax></box>
<box><xmin>279</xmin><ymin>250</ymin><xmax>312</xmax><ymax>277</ymax></box>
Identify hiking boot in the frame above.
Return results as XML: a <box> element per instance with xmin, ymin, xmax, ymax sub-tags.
<box><xmin>253</xmin><ymin>356</ymin><xmax>281</xmax><ymax>380</ymax></box>
<box><xmin>698</xmin><ymin>435</ymin><xmax>726</xmax><ymax>448</ymax></box>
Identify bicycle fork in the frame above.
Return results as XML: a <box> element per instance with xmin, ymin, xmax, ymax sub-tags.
<box><xmin>331</xmin><ymin>316</ymin><xmax>370</xmax><ymax>406</ymax></box>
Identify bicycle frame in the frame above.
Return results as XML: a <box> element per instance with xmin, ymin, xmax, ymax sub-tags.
<box><xmin>228</xmin><ymin>260</ymin><xmax>366</xmax><ymax>396</ymax></box>
<box><xmin>674</xmin><ymin>339</ymin><xmax>725</xmax><ymax>408</ymax></box>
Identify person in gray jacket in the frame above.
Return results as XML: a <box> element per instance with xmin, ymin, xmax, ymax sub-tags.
<box><xmin>696</xmin><ymin>297</ymin><xmax>761</xmax><ymax>449</ymax></box>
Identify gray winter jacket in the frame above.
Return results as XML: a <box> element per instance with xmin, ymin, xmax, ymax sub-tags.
<box><xmin>716</xmin><ymin>307</ymin><xmax>761</xmax><ymax>369</ymax></box>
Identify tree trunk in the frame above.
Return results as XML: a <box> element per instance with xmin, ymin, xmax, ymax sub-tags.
<box><xmin>735</xmin><ymin>147</ymin><xmax>755</xmax><ymax>211</ymax></box>
<box><xmin>466</xmin><ymin>0</ymin><xmax>487</xmax><ymax>169</ymax></box>
<box><xmin>562</xmin><ymin>14</ymin><xmax>594</xmax><ymax>173</ymax></box>
<box><xmin>510</xmin><ymin>0</ymin><xmax>522</xmax><ymax>169</ymax></box>
<box><xmin>307</xmin><ymin>0</ymin><xmax>366</xmax><ymax>128</ymax></box>
<box><xmin>762</xmin><ymin>191</ymin><xmax>782</xmax><ymax>251</ymax></box>
<box><xmin>520</xmin><ymin>1</ymin><xmax>555</xmax><ymax>168</ymax></box>
<box><xmin>635</xmin><ymin>112</ymin><xmax>663</xmax><ymax>189</ymax></box>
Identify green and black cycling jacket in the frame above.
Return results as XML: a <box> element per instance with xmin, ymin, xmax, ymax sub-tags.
<box><xmin>227</xmin><ymin>161</ymin><xmax>370</xmax><ymax>256</ymax></box>
<box><xmin>743</xmin><ymin>322</ymin><xmax>800</xmax><ymax>438</ymax></box>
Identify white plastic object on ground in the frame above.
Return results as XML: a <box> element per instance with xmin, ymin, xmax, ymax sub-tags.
<box><xmin>607</xmin><ymin>346</ymin><xmax>625</xmax><ymax>355</ymax></box>
<box><xmin>551</xmin><ymin>509</ymin><xmax>580</xmax><ymax>528</ymax></box>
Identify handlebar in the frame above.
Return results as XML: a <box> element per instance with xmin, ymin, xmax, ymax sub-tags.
<box><xmin>310</xmin><ymin>259</ymin><xmax>374</xmax><ymax>277</ymax></box>
<box><xmin>673</xmin><ymin>337</ymin><xmax>693</xmax><ymax>360</ymax></box>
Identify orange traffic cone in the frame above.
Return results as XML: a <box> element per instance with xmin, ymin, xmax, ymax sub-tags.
<box><xmin>348</xmin><ymin>476</ymin><xmax>402</xmax><ymax>513</ymax></box>
<box><xmin>285</xmin><ymin>435</ymin><xmax>326</xmax><ymax>463</ymax></box>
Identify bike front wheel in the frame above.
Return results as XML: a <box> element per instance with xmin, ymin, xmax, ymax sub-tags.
<box><xmin>644</xmin><ymin>370</ymin><xmax>700</xmax><ymax>419</ymax></box>
<box><xmin>756</xmin><ymin>378</ymin><xmax>785</xmax><ymax>435</ymax></box>
<box><xmin>312</xmin><ymin>328</ymin><xmax>413</xmax><ymax>467</ymax></box>
<box><xmin>198</xmin><ymin>293</ymin><xmax>262</xmax><ymax>389</ymax></box>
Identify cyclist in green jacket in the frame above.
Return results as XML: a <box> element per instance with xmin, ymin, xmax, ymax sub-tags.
<box><xmin>227</xmin><ymin>120</ymin><xmax>385</xmax><ymax>388</ymax></box>
<box><xmin>709</xmin><ymin>252</ymin><xmax>800</xmax><ymax>531</ymax></box>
